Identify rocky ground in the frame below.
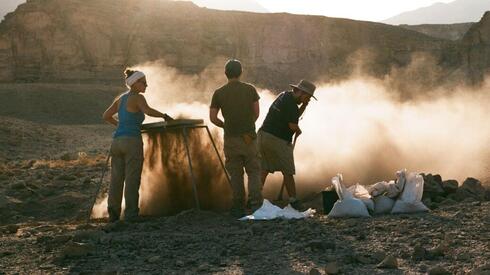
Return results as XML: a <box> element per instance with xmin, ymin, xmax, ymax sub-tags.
<box><xmin>0</xmin><ymin>85</ymin><xmax>489</xmax><ymax>274</ymax></box>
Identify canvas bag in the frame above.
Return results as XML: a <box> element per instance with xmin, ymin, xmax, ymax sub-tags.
<box><xmin>328</xmin><ymin>174</ymin><xmax>370</xmax><ymax>218</ymax></box>
<box><xmin>391</xmin><ymin>172</ymin><xmax>429</xmax><ymax>214</ymax></box>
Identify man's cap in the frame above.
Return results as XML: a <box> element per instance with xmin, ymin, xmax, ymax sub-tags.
<box><xmin>290</xmin><ymin>80</ymin><xmax>317</xmax><ymax>100</ymax></box>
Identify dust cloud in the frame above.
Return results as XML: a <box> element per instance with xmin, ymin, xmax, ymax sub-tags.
<box><xmin>92</xmin><ymin>57</ymin><xmax>490</xmax><ymax>217</ymax></box>
<box><xmin>139</xmin><ymin>129</ymin><xmax>231</xmax><ymax>216</ymax></box>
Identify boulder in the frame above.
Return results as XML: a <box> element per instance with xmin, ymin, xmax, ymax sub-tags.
<box><xmin>428</xmin><ymin>242</ymin><xmax>450</xmax><ymax>259</ymax></box>
<box><xmin>60</xmin><ymin>152</ymin><xmax>78</xmax><ymax>161</ymax></box>
<box><xmin>441</xmin><ymin>180</ymin><xmax>458</xmax><ymax>194</ymax></box>
<box><xmin>428</xmin><ymin>266</ymin><xmax>451</xmax><ymax>275</ymax></box>
<box><xmin>325</xmin><ymin>262</ymin><xmax>339</xmax><ymax>274</ymax></box>
<box><xmin>147</xmin><ymin>255</ymin><xmax>161</xmax><ymax>263</ymax></box>
<box><xmin>453</xmin><ymin>178</ymin><xmax>486</xmax><ymax>201</ymax></box>
<box><xmin>9</xmin><ymin>181</ymin><xmax>26</xmax><ymax>190</ymax></box>
<box><xmin>61</xmin><ymin>242</ymin><xmax>96</xmax><ymax>258</ymax></box>
<box><xmin>439</xmin><ymin>198</ymin><xmax>457</xmax><ymax>207</ymax></box>
<box><xmin>372</xmin><ymin>251</ymin><xmax>387</xmax><ymax>262</ymax></box>
<box><xmin>412</xmin><ymin>245</ymin><xmax>428</xmax><ymax>261</ymax></box>
<box><xmin>377</xmin><ymin>255</ymin><xmax>398</xmax><ymax>269</ymax></box>
<box><xmin>2</xmin><ymin>224</ymin><xmax>19</xmax><ymax>234</ymax></box>
<box><xmin>423</xmin><ymin>174</ymin><xmax>445</xmax><ymax>200</ymax></box>
<box><xmin>485</xmin><ymin>185</ymin><xmax>490</xmax><ymax>201</ymax></box>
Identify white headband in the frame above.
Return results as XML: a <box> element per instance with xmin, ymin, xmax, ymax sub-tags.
<box><xmin>125</xmin><ymin>71</ymin><xmax>145</xmax><ymax>87</ymax></box>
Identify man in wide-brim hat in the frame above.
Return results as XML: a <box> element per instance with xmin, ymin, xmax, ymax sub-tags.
<box><xmin>258</xmin><ymin>79</ymin><xmax>316</xmax><ymax>210</ymax></box>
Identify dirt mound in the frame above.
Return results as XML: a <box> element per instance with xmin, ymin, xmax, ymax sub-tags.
<box><xmin>0</xmin><ymin>116</ymin><xmax>112</xmax><ymax>162</ymax></box>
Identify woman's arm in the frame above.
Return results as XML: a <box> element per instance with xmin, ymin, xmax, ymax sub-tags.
<box><xmin>102</xmin><ymin>99</ymin><xmax>119</xmax><ymax>126</ymax></box>
<box><xmin>136</xmin><ymin>95</ymin><xmax>173</xmax><ymax>120</ymax></box>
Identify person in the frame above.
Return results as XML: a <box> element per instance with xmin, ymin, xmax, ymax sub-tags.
<box><xmin>209</xmin><ymin>59</ymin><xmax>263</xmax><ymax>217</ymax></box>
<box><xmin>258</xmin><ymin>79</ymin><xmax>316</xmax><ymax>210</ymax></box>
<box><xmin>102</xmin><ymin>69</ymin><xmax>173</xmax><ymax>222</ymax></box>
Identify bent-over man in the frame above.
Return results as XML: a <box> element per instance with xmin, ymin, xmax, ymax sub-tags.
<box><xmin>258</xmin><ymin>80</ymin><xmax>316</xmax><ymax>210</ymax></box>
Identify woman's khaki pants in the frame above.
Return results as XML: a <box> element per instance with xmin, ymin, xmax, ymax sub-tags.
<box><xmin>108</xmin><ymin>136</ymin><xmax>143</xmax><ymax>221</ymax></box>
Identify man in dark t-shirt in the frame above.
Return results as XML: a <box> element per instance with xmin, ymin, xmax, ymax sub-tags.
<box><xmin>210</xmin><ymin>59</ymin><xmax>263</xmax><ymax>217</ymax></box>
<box><xmin>258</xmin><ymin>80</ymin><xmax>316</xmax><ymax>210</ymax></box>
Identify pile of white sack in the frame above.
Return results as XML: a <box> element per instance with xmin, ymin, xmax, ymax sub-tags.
<box><xmin>328</xmin><ymin>169</ymin><xmax>429</xmax><ymax>218</ymax></box>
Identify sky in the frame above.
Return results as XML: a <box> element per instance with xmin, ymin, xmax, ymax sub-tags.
<box><xmin>204</xmin><ymin>0</ymin><xmax>455</xmax><ymax>22</ymax></box>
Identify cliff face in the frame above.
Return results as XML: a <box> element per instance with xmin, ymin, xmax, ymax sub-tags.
<box><xmin>461</xmin><ymin>11</ymin><xmax>490</xmax><ymax>83</ymax></box>
<box><xmin>400</xmin><ymin>23</ymin><xmax>473</xmax><ymax>41</ymax></box>
<box><xmin>0</xmin><ymin>0</ymin><xmax>463</xmax><ymax>88</ymax></box>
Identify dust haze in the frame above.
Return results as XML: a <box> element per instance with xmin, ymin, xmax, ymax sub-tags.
<box><xmin>93</xmin><ymin>56</ymin><xmax>490</xmax><ymax>217</ymax></box>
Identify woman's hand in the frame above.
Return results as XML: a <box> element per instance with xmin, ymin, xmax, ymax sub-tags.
<box><xmin>163</xmin><ymin>113</ymin><xmax>174</xmax><ymax>121</ymax></box>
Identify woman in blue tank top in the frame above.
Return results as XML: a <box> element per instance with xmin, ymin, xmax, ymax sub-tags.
<box><xmin>102</xmin><ymin>69</ymin><xmax>173</xmax><ymax>222</ymax></box>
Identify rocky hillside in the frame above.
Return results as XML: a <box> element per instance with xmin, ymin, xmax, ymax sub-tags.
<box><xmin>400</xmin><ymin>23</ymin><xmax>473</xmax><ymax>41</ymax></box>
<box><xmin>0</xmin><ymin>0</ymin><xmax>460</xmax><ymax>90</ymax></box>
<box><xmin>460</xmin><ymin>11</ymin><xmax>490</xmax><ymax>83</ymax></box>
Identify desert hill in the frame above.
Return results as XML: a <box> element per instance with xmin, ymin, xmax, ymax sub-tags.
<box><xmin>0</xmin><ymin>0</ymin><xmax>463</xmax><ymax>90</ymax></box>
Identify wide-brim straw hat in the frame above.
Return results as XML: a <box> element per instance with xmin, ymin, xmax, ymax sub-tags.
<box><xmin>289</xmin><ymin>79</ymin><xmax>317</xmax><ymax>100</ymax></box>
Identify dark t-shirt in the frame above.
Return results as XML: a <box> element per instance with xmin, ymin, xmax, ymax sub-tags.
<box><xmin>260</xmin><ymin>91</ymin><xmax>299</xmax><ymax>143</ymax></box>
<box><xmin>210</xmin><ymin>81</ymin><xmax>260</xmax><ymax>137</ymax></box>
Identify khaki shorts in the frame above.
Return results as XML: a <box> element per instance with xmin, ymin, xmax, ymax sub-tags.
<box><xmin>258</xmin><ymin>130</ymin><xmax>295</xmax><ymax>175</ymax></box>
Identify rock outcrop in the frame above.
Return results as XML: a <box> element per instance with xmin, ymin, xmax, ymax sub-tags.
<box><xmin>400</xmin><ymin>23</ymin><xmax>473</xmax><ymax>41</ymax></box>
<box><xmin>460</xmin><ymin>11</ymin><xmax>490</xmax><ymax>83</ymax></box>
<box><xmin>0</xmin><ymin>0</ymin><xmax>459</xmax><ymax>89</ymax></box>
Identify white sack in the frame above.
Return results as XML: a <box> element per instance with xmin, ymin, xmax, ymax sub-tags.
<box><xmin>239</xmin><ymin>199</ymin><xmax>315</xmax><ymax>221</ymax></box>
<box><xmin>386</xmin><ymin>170</ymin><xmax>407</xmax><ymax>198</ymax></box>
<box><xmin>328</xmin><ymin>174</ymin><xmax>370</xmax><ymax>218</ymax></box>
<box><xmin>373</xmin><ymin>195</ymin><xmax>395</xmax><ymax>214</ymax></box>
<box><xmin>328</xmin><ymin>199</ymin><xmax>371</xmax><ymax>218</ymax></box>
<box><xmin>348</xmin><ymin>183</ymin><xmax>374</xmax><ymax>211</ymax></box>
<box><xmin>368</xmin><ymin>181</ymin><xmax>390</xmax><ymax>197</ymax></box>
<box><xmin>391</xmin><ymin>172</ymin><xmax>429</xmax><ymax>214</ymax></box>
<box><xmin>367</xmin><ymin>169</ymin><xmax>406</xmax><ymax>198</ymax></box>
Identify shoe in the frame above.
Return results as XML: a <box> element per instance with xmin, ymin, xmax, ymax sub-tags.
<box><xmin>290</xmin><ymin>199</ymin><xmax>304</xmax><ymax>211</ymax></box>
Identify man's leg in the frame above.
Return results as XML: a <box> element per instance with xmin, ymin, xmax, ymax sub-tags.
<box><xmin>282</xmin><ymin>173</ymin><xmax>297</xmax><ymax>199</ymax></box>
<box><xmin>283</xmin><ymin>173</ymin><xmax>303</xmax><ymax>210</ymax></box>
<box><xmin>261</xmin><ymin>171</ymin><xmax>269</xmax><ymax>187</ymax></box>
<box><xmin>227</xmin><ymin>160</ymin><xmax>245</xmax><ymax>215</ymax></box>
<box><xmin>244</xmin><ymin>142</ymin><xmax>263</xmax><ymax>210</ymax></box>
<box><xmin>224</xmin><ymin>137</ymin><xmax>246</xmax><ymax>216</ymax></box>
